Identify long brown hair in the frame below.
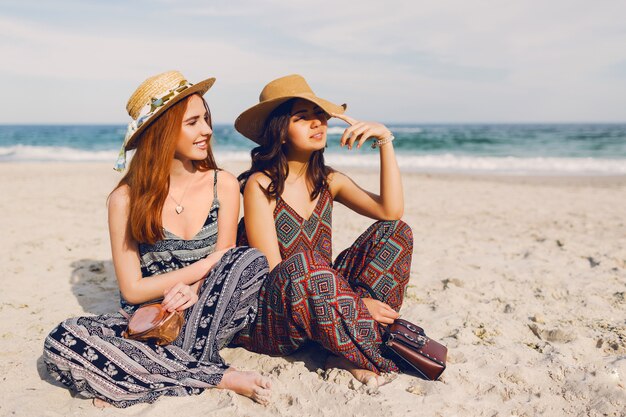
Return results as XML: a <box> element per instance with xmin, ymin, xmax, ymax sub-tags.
<box><xmin>114</xmin><ymin>94</ymin><xmax>217</xmax><ymax>244</ymax></box>
<box><xmin>238</xmin><ymin>98</ymin><xmax>332</xmax><ymax>200</ymax></box>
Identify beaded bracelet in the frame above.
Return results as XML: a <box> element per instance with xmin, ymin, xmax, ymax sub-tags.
<box><xmin>371</xmin><ymin>134</ymin><xmax>395</xmax><ymax>149</ymax></box>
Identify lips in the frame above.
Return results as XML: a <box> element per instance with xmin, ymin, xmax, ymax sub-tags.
<box><xmin>310</xmin><ymin>131</ymin><xmax>325</xmax><ymax>139</ymax></box>
<box><xmin>194</xmin><ymin>140</ymin><xmax>208</xmax><ymax>149</ymax></box>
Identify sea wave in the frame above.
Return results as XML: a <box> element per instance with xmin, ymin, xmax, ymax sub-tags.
<box><xmin>2</xmin><ymin>146</ymin><xmax>624</xmax><ymax>175</ymax></box>
<box><xmin>220</xmin><ymin>150</ymin><xmax>626</xmax><ymax>175</ymax></box>
<box><xmin>326</xmin><ymin>127</ymin><xmax>347</xmax><ymax>135</ymax></box>
<box><xmin>326</xmin><ymin>126</ymin><xmax>423</xmax><ymax>135</ymax></box>
<box><xmin>0</xmin><ymin>145</ymin><xmax>117</xmax><ymax>162</ymax></box>
<box><xmin>326</xmin><ymin>153</ymin><xmax>626</xmax><ymax>175</ymax></box>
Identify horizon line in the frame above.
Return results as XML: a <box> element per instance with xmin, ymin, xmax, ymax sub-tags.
<box><xmin>1</xmin><ymin>121</ymin><xmax>626</xmax><ymax>126</ymax></box>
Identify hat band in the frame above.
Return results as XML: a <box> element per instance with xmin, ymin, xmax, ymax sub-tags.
<box><xmin>114</xmin><ymin>80</ymin><xmax>193</xmax><ymax>172</ymax></box>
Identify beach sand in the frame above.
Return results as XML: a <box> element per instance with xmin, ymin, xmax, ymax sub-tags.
<box><xmin>1</xmin><ymin>162</ymin><xmax>624</xmax><ymax>416</ymax></box>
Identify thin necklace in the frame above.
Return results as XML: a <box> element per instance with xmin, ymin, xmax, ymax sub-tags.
<box><xmin>168</xmin><ymin>174</ymin><xmax>196</xmax><ymax>214</ymax></box>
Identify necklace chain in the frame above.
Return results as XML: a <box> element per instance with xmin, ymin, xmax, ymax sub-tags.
<box><xmin>168</xmin><ymin>173</ymin><xmax>196</xmax><ymax>214</ymax></box>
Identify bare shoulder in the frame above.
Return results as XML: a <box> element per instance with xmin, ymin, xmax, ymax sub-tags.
<box><xmin>215</xmin><ymin>169</ymin><xmax>239</xmax><ymax>192</ymax></box>
<box><xmin>327</xmin><ymin>170</ymin><xmax>350</xmax><ymax>196</ymax></box>
<box><xmin>243</xmin><ymin>172</ymin><xmax>274</xmax><ymax>205</ymax></box>
<box><xmin>108</xmin><ymin>185</ymin><xmax>130</xmax><ymax>211</ymax></box>
<box><xmin>249</xmin><ymin>171</ymin><xmax>272</xmax><ymax>188</ymax></box>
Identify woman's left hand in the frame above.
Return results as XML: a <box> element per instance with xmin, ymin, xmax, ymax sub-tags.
<box><xmin>331</xmin><ymin>113</ymin><xmax>393</xmax><ymax>150</ymax></box>
<box><xmin>361</xmin><ymin>297</ymin><xmax>400</xmax><ymax>324</ymax></box>
<box><xmin>162</xmin><ymin>282</ymin><xmax>199</xmax><ymax>312</ymax></box>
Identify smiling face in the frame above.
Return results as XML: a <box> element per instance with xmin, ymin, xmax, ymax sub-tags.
<box><xmin>174</xmin><ymin>94</ymin><xmax>212</xmax><ymax>162</ymax></box>
<box><xmin>285</xmin><ymin>99</ymin><xmax>329</xmax><ymax>154</ymax></box>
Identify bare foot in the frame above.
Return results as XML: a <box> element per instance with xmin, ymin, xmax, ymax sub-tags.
<box><xmin>217</xmin><ymin>368</ymin><xmax>272</xmax><ymax>405</ymax></box>
<box><xmin>325</xmin><ymin>355</ymin><xmax>389</xmax><ymax>388</ymax></box>
<box><xmin>92</xmin><ymin>398</ymin><xmax>112</xmax><ymax>408</ymax></box>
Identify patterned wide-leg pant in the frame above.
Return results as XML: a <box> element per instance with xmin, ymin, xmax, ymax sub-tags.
<box><xmin>233</xmin><ymin>220</ymin><xmax>413</xmax><ymax>374</ymax></box>
<box><xmin>43</xmin><ymin>247</ymin><xmax>268</xmax><ymax>408</ymax></box>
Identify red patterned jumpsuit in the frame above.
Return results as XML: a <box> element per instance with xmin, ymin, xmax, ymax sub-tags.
<box><xmin>233</xmin><ymin>186</ymin><xmax>413</xmax><ymax>373</ymax></box>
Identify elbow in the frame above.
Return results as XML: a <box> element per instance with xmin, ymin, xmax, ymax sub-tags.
<box><xmin>119</xmin><ymin>285</ymin><xmax>146</xmax><ymax>305</ymax></box>
<box><xmin>119</xmin><ymin>289</ymin><xmax>140</xmax><ymax>305</ymax></box>
<box><xmin>381</xmin><ymin>207</ymin><xmax>404</xmax><ymax>221</ymax></box>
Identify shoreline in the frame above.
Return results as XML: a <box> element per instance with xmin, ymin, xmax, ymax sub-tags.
<box><xmin>2</xmin><ymin>161</ymin><xmax>626</xmax><ymax>185</ymax></box>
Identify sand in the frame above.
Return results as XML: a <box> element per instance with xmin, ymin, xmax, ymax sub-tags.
<box><xmin>0</xmin><ymin>162</ymin><xmax>624</xmax><ymax>416</ymax></box>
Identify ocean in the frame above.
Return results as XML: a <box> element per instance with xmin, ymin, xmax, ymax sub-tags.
<box><xmin>1</xmin><ymin>124</ymin><xmax>625</xmax><ymax>175</ymax></box>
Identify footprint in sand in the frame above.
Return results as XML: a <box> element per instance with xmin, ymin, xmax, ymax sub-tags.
<box><xmin>528</xmin><ymin>323</ymin><xmax>576</xmax><ymax>343</ymax></box>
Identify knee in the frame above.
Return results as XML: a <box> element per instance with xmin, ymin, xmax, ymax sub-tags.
<box><xmin>374</xmin><ymin>220</ymin><xmax>413</xmax><ymax>247</ymax></box>
<box><xmin>45</xmin><ymin>318</ymin><xmax>77</xmax><ymax>347</ymax></box>
<box><xmin>393</xmin><ymin>219</ymin><xmax>413</xmax><ymax>246</ymax></box>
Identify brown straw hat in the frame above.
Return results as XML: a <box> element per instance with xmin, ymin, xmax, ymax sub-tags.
<box><xmin>124</xmin><ymin>70</ymin><xmax>216</xmax><ymax>150</ymax></box>
<box><xmin>114</xmin><ymin>70</ymin><xmax>215</xmax><ymax>171</ymax></box>
<box><xmin>234</xmin><ymin>74</ymin><xmax>346</xmax><ymax>144</ymax></box>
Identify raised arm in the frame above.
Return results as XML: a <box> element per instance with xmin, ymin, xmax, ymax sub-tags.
<box><xmin>242</xmin><ymin>173</ymin><xmax>283</xmax><ymax>270</ymax></box>
<box><xmin>108</xmin><ymin>186</ymin><xmax>224</xmax><ymax>305</ymax></box>
<box><xmin>329</xmin><ymin>113</ymin><xmax>404</xmax><ymax>220</ymax></box>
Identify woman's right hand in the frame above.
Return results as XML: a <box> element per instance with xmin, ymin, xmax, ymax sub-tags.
<box><xmin>361</xmin><ymin>298</ymin><xmax>400</xmax><ymax>324</ymax></box>
<box><xmin>162</xmin><ymin>283</ymin><xmax>198</xmax><ymax>312</ymax></box>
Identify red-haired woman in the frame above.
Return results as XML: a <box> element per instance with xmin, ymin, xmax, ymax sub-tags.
<box><xmin>233</xmin><ymin>75</ymin><xmax>413</xmax><ymax>387</ymax></box>
<box><xmin>43</xmin><ymin>71</ymin><xmax>271</xmax><ymax>407</ymax></box>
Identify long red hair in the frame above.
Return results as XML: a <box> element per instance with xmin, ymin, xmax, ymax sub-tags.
<box><xmin>114</xmin><ymin>94</ymin><xmax>217</xmax><ymax>244</ymax></box>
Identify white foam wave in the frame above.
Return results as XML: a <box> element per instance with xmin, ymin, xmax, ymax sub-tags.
<box><xmin>324</xmin><ymin>153</ymin><xmax>626</xmax><ymax>175</ymax></box>
<box><xmin>326</xmin><ymin>127</ymin><xmax>347</xmax><ymax>135</ymax></box>
<box><xmin>217</xmin><ymin>151</ymin><xmax>626</xmax><ymax>175</ymax></box>
<box><xmin>326</xmin><ymin>126</ymin><xmax>422</xmax><ymax>135</ymax></box>
<box><xmin>389</xmin><ymin>127</ymin><xmax>423</xmax><ymax>133</ymax></box>
<box><xmin>0</xmin><ymin>145</ymin><xmax>117</xmax><ymax>162</ymax></box>
<box><xmin>2</xmin><ymin>146</ymin><xmax>624</xmax><ymax>175</ymax></box>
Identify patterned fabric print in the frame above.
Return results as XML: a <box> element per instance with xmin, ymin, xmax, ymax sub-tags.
<box><xmin>44</xmin><ymin>247</ymin><xmax>268</xmax><ymax>408</ymax></box>
<box><xmin>235</xmin><ymin>250</ymin><xmax>397</xmax><ymax>373</ymax></box>
<box><xmin>236</xmin><ymin>187</ymin><xmax>333</xmax><ymax>263</ymax></box>
<box><xmin>120</xmin><ymin>171</ymin><xmax>220</xmax><ymax>316</ymax></box>
<box><xmin>43</xmin><ymin>170</ymin><xmax>270</xmax><ymax>408</ymax></box>
<box><xmin>333</xmin><ymin>220</ymin><xmax>413</xmax><ymax>311</ymax></box>
<box><xmin>173</xmin><ymin>248</ymin><xmax>269</xmax><ymax>364</ymax></box>
<box><xmin>274</xmin><ymin>189</ymin><xmax>333</xmax><ymax>263</ymax></box>
<box><xmin>234</xmin><ymin>184</ymin><xmax>414</xmax><ymax>374</ymax></box>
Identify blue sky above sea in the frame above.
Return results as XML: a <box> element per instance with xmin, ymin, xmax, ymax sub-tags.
<box><xmin>1</xmin><ymin>0</ymin><xmax>626</xmax><ymax>125</ymax></box>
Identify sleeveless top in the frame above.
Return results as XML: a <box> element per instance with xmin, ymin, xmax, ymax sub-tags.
<box><xmin>120</xmin><ymin>170</ymin><xmax>220</xmax><ymax>313</ymax></box>
<box><xmin>238</xmin><ymin>186</ymin><xmax>333</xmax><ymax>265</ymax></box>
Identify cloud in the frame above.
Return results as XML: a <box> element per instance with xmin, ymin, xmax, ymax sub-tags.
<box><xmin>1</xmin><ymin>0</ymin><xmax>625</xmax><ymax>122</ymax></box>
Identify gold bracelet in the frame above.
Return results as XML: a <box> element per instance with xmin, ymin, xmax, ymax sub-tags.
<box><xmin>371</xmin><ymin>134</ymin><xmax>395</xmax><ymax>149</ymax></box>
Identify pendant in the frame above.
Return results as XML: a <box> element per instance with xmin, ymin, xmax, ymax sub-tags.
<box><xmin>175</xmin><ymin>205</ymin><xmax>184</xmax><ymax>214</ymax></box>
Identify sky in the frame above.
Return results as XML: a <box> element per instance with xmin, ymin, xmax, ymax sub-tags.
<box><xmin>1</xmin><ymin>0</ymin><xmax>625</xmax><ymax>124</ymax></box>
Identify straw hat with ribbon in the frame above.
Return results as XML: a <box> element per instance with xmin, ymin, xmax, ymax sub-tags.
<box><xmin>114</xmin><ymin>70</ymin><xmax>216</xmax><ymax>171</ymax></box>
<box><xmin>235</xmin><ymin>74</ymin><xmax>346</xmax><ymax>144</ymax></box>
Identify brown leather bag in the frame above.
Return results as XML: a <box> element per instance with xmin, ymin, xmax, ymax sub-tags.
<box><xmin>384</xmin><ymin>319</ymin><xmax>447</xmax><ymax>380</ymax></box>
<box><xmin>354</xmin><ymin>282</ymin><xmax>448</xmax><ymax>380</ymax></box>
<box><xmin>121</xmin><ymin>303</ymin><xmax>184</xmax><ymax>346</ymax></box>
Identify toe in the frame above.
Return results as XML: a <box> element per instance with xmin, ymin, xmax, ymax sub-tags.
<box><xmin>365</xmin><ymin>377</ymin><xmax>379</xmax><ymax>388</ymax></box>
<box><xmin>253</xmin><ymin>392</ymin><xmax>270</xmax><ymax>406</ymax></box>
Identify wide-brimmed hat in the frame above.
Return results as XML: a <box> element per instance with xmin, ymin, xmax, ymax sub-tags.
<box><xmin>234</xmin><ymin>74</ymin><xmax>346</xmax><ymax>144</ymax></box>
<box><xmin>114</xmin><ymin>70</ymin><xmax>215</xmax><ymax>171</ymax></box>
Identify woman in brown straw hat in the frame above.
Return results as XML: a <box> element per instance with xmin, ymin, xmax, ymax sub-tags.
<box><xmin>232</xmin><ymin>74</ymin><xmax>413</xmax><ymax>386</ymax></box>
<box><xmin>43</xmin><ymin>71</ymin><xmax>272</xmax><ymax>407</ymax></box>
